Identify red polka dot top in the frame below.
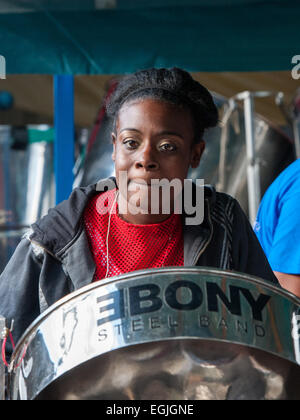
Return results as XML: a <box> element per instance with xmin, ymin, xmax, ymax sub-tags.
<box><xmin>83</xmin><ymin>189</ymin><xmax>184</xmax><ymax>281</ymax></box>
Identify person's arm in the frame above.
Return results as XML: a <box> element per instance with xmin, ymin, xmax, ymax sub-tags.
<box><xmin>265</xmin><ymin>191</ymin><xmax>300</xmax><ymax>297</ymax></box>
<box><xmin>273</xmin><ymin>271</ymin><xmax>300</xmax><ymax>298</ymax></box>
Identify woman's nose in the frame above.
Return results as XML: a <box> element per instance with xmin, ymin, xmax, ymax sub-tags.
<box><xmin>135</xmin><ymin>146</ymin><xmax>160</xmax><ymax>171</ymax></box>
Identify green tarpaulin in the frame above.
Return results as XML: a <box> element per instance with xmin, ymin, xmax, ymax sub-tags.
<box><xmin>0</xmin><ymin>0</ymin><xmax>299</xmax><ymax>74</ymax></box>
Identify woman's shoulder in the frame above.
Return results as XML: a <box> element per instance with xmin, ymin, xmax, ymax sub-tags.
<box><xmin>27</xmin><ymin>182</ymin><xmax>104</xmax><ymax>258</ymax></box>
<box><xmin>205</xmin><ymin>185</ymin><xmax>237</xmax><ymax>215</ymax></box>
<box><xmin>206</xmin><ymin>187</ymin><xmax>250</xmax><ymax>235</ymax></box>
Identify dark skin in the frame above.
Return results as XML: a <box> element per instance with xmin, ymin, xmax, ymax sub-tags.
<box><xmin>111</xmin><ymin>98</ymin><xmax>205</xmax><ymax>224</ymax></box>
<box><xmin>273</xmin><ymin>272</ymin><xmax>300</xmax><ymax>298</ymax></box>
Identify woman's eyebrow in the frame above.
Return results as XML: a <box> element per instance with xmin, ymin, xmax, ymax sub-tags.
<box><xmin>118</xmin><ymin>128</ymin><xmax>184</xmax><ymax>140</ymax></box>
<box><xmin>119</xmin><ymin>128</ymin><xmax>141</xmax><ymax>134</ymax></box>
<box><xmin>157</xmin><ymin>131</ymin><xmax>184</xmax><ymax>140</ymax></box>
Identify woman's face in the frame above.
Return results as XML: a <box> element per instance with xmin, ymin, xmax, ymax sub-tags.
<box><xmin>112</xmin><ymin>98</ymin><xmax>204</xmax><ymax>224</ymax></box>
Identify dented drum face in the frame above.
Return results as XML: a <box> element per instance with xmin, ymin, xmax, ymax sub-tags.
<box><xmin>9</xmin><ymin>268</ymin><xmax>300</xmax><ymax>400</ymax></box>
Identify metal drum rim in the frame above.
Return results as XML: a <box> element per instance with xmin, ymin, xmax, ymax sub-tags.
<box><xmin>10</xmin><ymin>266</ymin><xmax>300</xmax><ymax>364</ymax></box>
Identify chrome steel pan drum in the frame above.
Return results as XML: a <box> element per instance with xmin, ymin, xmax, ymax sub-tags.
<box><xmin>9</xmin><ymin>268</ymin><xmax>300</xmax><ymax>400</ymax></box>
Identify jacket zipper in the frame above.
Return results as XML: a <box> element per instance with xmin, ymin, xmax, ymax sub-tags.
<box><xmin>30</xmin><ymin>239</ymin><xmax>60</xmax><ymax>261</ymax></box>
<box><xmin>191</xmin><ymin>199</ymin><xmax>214</xmax><ymax>266</ymax></box>
<box><xmin>56</xmin><ymin>222</ymin><xmax>84</xmax><ymax>259</ymax></box>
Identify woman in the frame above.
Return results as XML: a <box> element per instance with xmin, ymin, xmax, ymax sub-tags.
<box><xmin>0</xmin><ymin>67</ymin><xmax>278</xmax><ymax>352</ymax></box>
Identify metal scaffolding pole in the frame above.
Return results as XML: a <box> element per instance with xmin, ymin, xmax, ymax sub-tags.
<box><xmin>235</xmin><ymin>91</ymin><xmax>261</xmax><ymax>226</ymax></box>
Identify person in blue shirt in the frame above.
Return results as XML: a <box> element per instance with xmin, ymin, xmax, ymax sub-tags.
<box><xmin>254</xmin><ymin>158</ymin><xmax>300</xmax><ymax>298</ymax></box>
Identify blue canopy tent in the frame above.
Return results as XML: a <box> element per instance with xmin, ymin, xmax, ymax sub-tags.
<box><xmin>0</xmin><ymin>0</ymin><xmax>299</xmax><ymax>202</ymax></box>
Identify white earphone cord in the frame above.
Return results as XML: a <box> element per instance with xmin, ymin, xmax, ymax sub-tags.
<box><xmin>105</xmin><ymin>190</ymin><xmax>119</xmax><ymax>278</ymax></box>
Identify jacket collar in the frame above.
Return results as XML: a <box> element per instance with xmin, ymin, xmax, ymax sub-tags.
<box><xmin>183</xmin><ymin>195</ymin><xmax>214</xmax><ymax>266</ymax></box>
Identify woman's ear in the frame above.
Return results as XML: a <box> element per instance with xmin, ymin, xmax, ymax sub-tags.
<box><xmin>111</xmin><ymin>132</ymin><xmax>116</xmax><ymax>161</ymax></box>
<box><xmin>190</xmin><ymin>140</ymin><xmax>205</xmax><ymax>168</ymax></box>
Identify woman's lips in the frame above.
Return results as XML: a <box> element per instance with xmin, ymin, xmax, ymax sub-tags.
<box><xmin>128</xmin><ymin>179</ymin><xmax>173</xmax><ymax>192</ymax></box>
<box><xmin>128</xmin><ymin>180</ymin><xmax>152</xmax><ymax>190</ymax></box>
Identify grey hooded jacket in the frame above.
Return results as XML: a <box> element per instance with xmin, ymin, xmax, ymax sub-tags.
<box><xmin>0</xmin><ymin>179</ymin><xmax>279</xmax><ymax>352</ymax></box>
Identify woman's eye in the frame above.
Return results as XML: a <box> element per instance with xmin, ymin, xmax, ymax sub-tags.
<box><xmin>159</xmin><ymin>143</ymin><xmax>177</xmax><ymax>152</ymax></box>
<box><xmin>123</xmin><ymin>139</ymin><xmax>139</xmax><ymax>149</ymax></box>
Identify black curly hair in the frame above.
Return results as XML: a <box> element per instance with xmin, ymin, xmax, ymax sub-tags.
<box><xmin>106</xmin><ymin>67</ymin><xmax>219</xmax><ymax>144</ymax></box>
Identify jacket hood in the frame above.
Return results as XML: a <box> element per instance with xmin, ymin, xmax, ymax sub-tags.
<box><xmin>30</xmin><ymin>178</ymin><xmax>216</xmax><ymax>258</ymax></box>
